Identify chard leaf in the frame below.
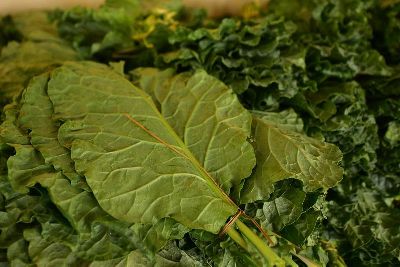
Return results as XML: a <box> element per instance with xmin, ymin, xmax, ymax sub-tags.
<box><xmin>4</xmin><ymin>143</ymin><xmax>152</xmax><ymax>263</ymax></box>
<box><xmin>130</xmin><ymin>218</ymin><xmax>188</xmax><ymax>252</ymax></box>
<box><xmin>6</xmin><ymin>238</ymin><xmax>31</xmax><ymax>266</ymax></box>
<box><xmin>0</xmin><ymin>103</ymin><xmax>30</xmax><ymax>145</ymax></box>
<box><xmin>7</xmin><ymin>145</ymin><xmax>52</xmax><ymax>193</ymax></box>
<box><xmin>134</xmin><ymin>67</ymin><xmax>256</xmax><ymax>192</ymax></box>
<box><xmin>251</xmin><ymin>109</ymin><xmax>304</xmax><ymax>133</ymax></box>
<box><xmin>48</xmin><ymin>62</ymin><xmax>240</xmax><ymax>233</ymax></box>
<box><xmin>23</xmin><ymin>227</ymin><xmax>81</xmax><ymax>267</ymax></box>
<box><xmin>18</xmin><ymin>74</ymin><xmax>83</xmax><ymax>185</ymax></box>
<box><xmin>241</xmin><ymin>116</ymin><xmax>343</xmax><ymax>203</ymax></box>
<box><xmin>2</xmin><ymin>124</ymin><xmax>152</xmax><ymax>263</ymax></box>
<box><xmin>88</xmin><ymin>250</ymin><xmax>151</xmax><ymax>267</ymax></box>
<box><xmin>89</xmin><ymin>243</ymin><xmax>206</xmax><ymax>267</ymax></box>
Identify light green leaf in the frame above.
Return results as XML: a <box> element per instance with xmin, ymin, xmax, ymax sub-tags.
<box><xmin>0</xmin><ymin>102</ymin><xmax>30</xmax><ymax>145</ymax></box>
<box><xmin>89</xmin><ymin>245</ymin><xmax>206</xmax><ymax>267</ymax></box>
<box><xmin>23</xmin><ymin>227</ymin><xmax>82</xmax><ymax>267</ymax></box>
<box><xmin>384</xmin><ymin>121</ymin><xmax>400</xmax><ymax>147</ymax></box>
<box><xmin>7</xmin><ymin>145</ymin><xmax>52</xmax><ymax>193</ymax></box>
<box><xmin>4</xmin><ymin>132</ymin><xmax>149</xmax><ymax>262</ymax></box>
<box><xmin>241</xmin><ymin>116</ymin><xmax>343</xmax><ymax>203</ymax></box>
<box><xmin>87</xmin><ymin>250</ymin><xmax>153</xmax><ymax>267</ymax></box>
<box><xmin>7</xmin><ymin>150</ymin><xmax>151</xmax><ymax>263</ymax></box>
<box><xmin>48</xmin><ymin>62</ymin><xmax>238</xmax><ymax>234</ymax></box>
<box><xmin>130</xmin><ymin>218</ymin><xmax>188</xmax><ymax>252</ymax></box>
<box><xmin>41</xmin><ymin>174</ymin><xmax>151</xmax><ymax>262</ymax></box>
<box><xmin>132</xmin><ymin>67</ymin><xmax>175</xmax><ymax>110</ymax></box>
<box><xmin>156</xmin><ymin>241</ymin><xmax>206</xmax><ymax>267</ymax></box>
<box><xmin>41</xmin><ymin>173</ymin><xmax>110</xmax><ymax>233</ymax></box>
<box><xmin>133</xmin><ymin>68</ymin><xmax>256</xmax><ymax>192</ymax></box>
<box><xmin>251</xmin><ymin>109</ymin><xmax>304</xmax><ymax>134</ymax></box>
<box><xmin>18</xmin><ymin>73</ymin><xmax>82</xmax><ymax>185</ymax></box>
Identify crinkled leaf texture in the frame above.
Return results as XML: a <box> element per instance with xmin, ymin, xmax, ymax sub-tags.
<box><xmin>241</xmin><ymin>114</ymin><xmax>343</xmax><ymax>203</ymax></box>
<box><xmin>46</xmin><ymin>62</ymin><xmax>254</xmax><ymax>233</ymax></box>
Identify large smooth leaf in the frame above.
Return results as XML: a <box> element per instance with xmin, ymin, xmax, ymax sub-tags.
<box><xmin>7</xmin><ymin>145</ymin><xmax>52</xmax><ymax>193</ymax></box>
<box><xmin>0</xmin><ymin>102</ymin><xmax>30</xmax><ymax>145</ymax></box>
<box><xmin>134</xmin><ymin>67</ymin><xmax>256</xmax><ymax>192</ymax></box>
<box><xmin>251</xmin><ymin>109</ymin><xmax>304</xmax><ymax>133</ymax></box>
<box><xmin>18</xmin><ymin>74</ymin><xmax>82</xmax><ymax>185</ymax></box>
<box><xmin>48</xmin><ymin>62</ymin><xmax>241</xmax><ymax>233</ymax></box>
<box><xmin>241</xmin><ymin>116</ymin><xmax>343</xmax><ymax>203</ymax></box>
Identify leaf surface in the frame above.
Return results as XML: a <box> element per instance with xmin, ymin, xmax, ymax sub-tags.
<box><xmin>134</xmin><ymin>67</ymin><xmax>256</xmax><ymax>192</ymax></box>
<box><xmin>18</xmin><ymin>74</ymin><xmax>82</xmax><ymax>185</ymax></box>
<box><xmin>256</xmin><ymin>187</ymin><xmax>306</xmax><ymax>231</ymax></box>
<box><xmin>241</xmin><ymin>116</ymin><xmax>343</xmax><ymax>203</ymax></box>
<box><xmin>48</xmin><ymin>62</ymin><xmax>239</xmax><ymax>233</ymax></box>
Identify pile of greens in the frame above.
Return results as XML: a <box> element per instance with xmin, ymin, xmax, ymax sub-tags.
<box><xmin>1</xmin><ymin>0</ymin><xmax>399</xmax><ymax>266</ymax></box>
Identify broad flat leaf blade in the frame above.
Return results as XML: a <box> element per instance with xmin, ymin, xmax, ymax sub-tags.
<box><xmin>0</xmin><ymin>103</ymin><xmax>30</xmax><ymax>145</ymax></box>
<box><xmin>134</xmin><ymin>68</ymin><xmax>256</xmax><ymax>192</ymax></box>
<box><xmin>241</xmin><ymin>116</ymin><xmax>343</xmax><ymax>203</ymax></box>
<box><xmin>23</xmin><ymin>227</ymin><xmax>81</xmax><ymax>266</ymax></box>
<box><xmin>251</xmin><ymin>109</ymin><xmax>304</xmax><ymax>133</ymax></box>
<box><xmin>18</xmin><ymin>74</ymin><xmax>82</xmax><ymax>185</ymax></box>
<box><xmin>48</xmin><ymin>62</ymin><xmax>237</xmax><ymax>234</ymax></box>
<box><xmin>7</xmin><ymin>145</ymin><xmax>52</xmax><ymax>193</ymax></box>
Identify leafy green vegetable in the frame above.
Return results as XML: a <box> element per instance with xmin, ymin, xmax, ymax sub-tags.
<box><xmin>0</xmin><ymin>59</ymin><xmax>343</xmax><ymax>265</ymax></box>
<box><xmin>133</xmin><ymin>67</ymin><xmax>256</xmax><ymax>193</ymax></box>
<box><xmin>256</xmin><ymin>185</ymin><xmax>306</xmax><ymax>231</ymax></box>
<box><xmin>18</xmin><ymin>74</ymin><xmax>83</xmax><ymax>186</ymax></box>
<box><xmin>241</xmin><ymin>114</ymin><xmax>342</xmax><ymax>203</ymax></box>
<box><xmin>0</xmin><ymin>41</ymin><xmax>76</xmax><ymax>96</ymax></box>
<box><xmin>50</xmin><ymin>0</ymin><xmax>141</xmax><ymax>59</ymax></box>
<box><xmin>1</xmin><ymin>0</ymin><xmax>399</xmax><ymax>265</ymax></box>
<box><xmin>49</xmin><ymin>62</ymin><xmax>239</xmax><ymax>233</ymax></box>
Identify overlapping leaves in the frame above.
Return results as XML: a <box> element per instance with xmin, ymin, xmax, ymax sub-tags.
<box><xmin>0</xmin><ymin>60</ymin><xmax>343</xmax><ymax>265</ymax></box>
<box><xmin>37</xmin><ymin>0</ymin><xmax>400</xmax><ymax>264</ymax></box>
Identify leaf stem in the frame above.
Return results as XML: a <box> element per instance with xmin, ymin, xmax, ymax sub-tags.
<box><xmin>226</xmin><ymin>226</ymin><xmax>248</xmax><ymax>250</ymax></box>
<box><xmin>235</xmin><ymin>219</ymin><xmax>285</xmax><ymax>267</ymax></box>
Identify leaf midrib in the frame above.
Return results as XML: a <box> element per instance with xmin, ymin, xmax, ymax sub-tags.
<box><xmin>132</xmin><ymin>85</ymin><xmax>238</xmax><ymax>209</ymax></box>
